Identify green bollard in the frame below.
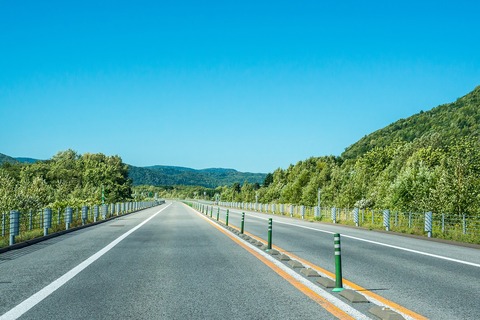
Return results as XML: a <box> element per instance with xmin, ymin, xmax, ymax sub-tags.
<box><xmin>241</xmin><ymin>212</ymin><xmax>245</xmax><ymax>234</ymax></box>
<box><xmin>267</xmin><ymin>218</ymin><xmax>273</xmax><ymax>251</ymax></box>
<box><xmin>210</xmin><ymin>207</ymin><xmax>213</xmax><ymax>218</ymax></box>
<box><xmin>332</xmin><ymin>233</ymin><xmax>344</xmax><ymax>292</ymax></box>
<box><xmin>226</xmin><ymin>210</ymin><xmax>229</xmax><ymax>226</ymax></box>
<box><xmin>216</xmin><ymin>208</ymin><xmax>220</xmax><ymax>221</ymax></box>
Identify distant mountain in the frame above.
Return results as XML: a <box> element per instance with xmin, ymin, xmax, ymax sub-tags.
<box><xmin>0</xmin><ymin>154</ymin><xmax>42</xmax><ymax>165</ymax></box>
<box><xmin>0</xmin><ymin>153</ymin><xmax>18</xmax><ymax>164</ymax></box>
<box><xmin>128</xmin><ymin>165</ymin><xmax>266</xmax><ymax>188</ymax></box>
<box><xmin>342</xmin><ymin>85</ymin><xmax>480</xmax><ymax>159</ymax></box>
<box><xmin>15</xmin><ymin>157</ymin><xmax>41</xmax><ymax>164</ymax></box>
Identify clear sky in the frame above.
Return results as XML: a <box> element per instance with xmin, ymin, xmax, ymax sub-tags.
<box><xmin>1</xmin><ymin>1</ymin><xmax>479</xmax><ymax>173</ymax></box>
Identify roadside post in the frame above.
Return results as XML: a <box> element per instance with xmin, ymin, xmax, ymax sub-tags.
<box><xmin>44</xmin><ymin>208</ymin><xmax>52</xmax><ymax>236</ymax></box>
<box><xmin>240</xmin><ymin>212</ymin><xmax>245</xmax><ymax>234</ymax></box>
<box><xmin>81</xmin><ymin>206</ymin><xmax>88</xmax><ymax>226</ymax></box>
<box><xmin>383</xmin><ymin>209</ymin><xmax>390</xmax><ymax>231</ymax></box>
<box><xmin>331</xmin><ymin>207</ymin><xmax>337</xmax><ymax>223</ymax></box>
<box><xmin>1</xmin><ymin>213</ymin><xmax>5</xmax><ymax>237</ymax></box>
<box><xmin>65</xmin><ymin>207</ymin><xmax>73</xmax><ymax>230</ymax></box>
<box><xmin>332</xmin><ymin>233</ymin><xmax>344</xmax><ymax>292</ymax></box>
<box><xmin>93</xmin><ymin>205</ymin><xmax>99</xmax><ymax>222</ymax></box>
<box><xmin>9</xmin><ymin>210</ymin><xmax>20</xmax><ymax>246</ymax></box>
<box><xmin>102</xmin><ymin>204</ymin><xmax>107</xmax><ymax>220</ymax></box>
<box><xmin>425</xmin><ymin>211</ymin><xmax>433</xmax><ymax>238</ymax></box>
<box><xmin>267</xmin><ymin>218</ymin><xmax>273</xmax><ymax>251</ymax></box>
<box><xmin>354</xmin><ymin>208</ymin><xmax>359</xmax><ymax>227</ymax></box>
<box><xmin>226</xmin><ymin>209</ymin><xmax>229</xmax><ymax>226</ymax></box>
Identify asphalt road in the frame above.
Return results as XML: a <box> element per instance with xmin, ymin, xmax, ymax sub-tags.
<box><xmin>217</xmin><ymin>205</ymin><xmax>480</xmax><ymax>320</ymax></box>
<box><xmin>0</xmin><ymin>202</ymin><xmax>345</xmax><ymax>320</ymax></box>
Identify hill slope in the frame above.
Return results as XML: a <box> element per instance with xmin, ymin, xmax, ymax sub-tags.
<box><xmin>128</xmin><ymin>165</ymin><xmax>266</xmax><ymax>188</ymax></box>
<box><xmin>226</xmin><ymin>85</ymin><xmax>480</xmax><ymax>227</ymax></box>
<box><xmin>0</xmin><ymin>153</ymin><xmax>19</xmax><ymax>164</ymax></box>
<box><xmin>342</xmin><ymin>85</ymin><xmax>480</xmax><ymax>159</ymax></box>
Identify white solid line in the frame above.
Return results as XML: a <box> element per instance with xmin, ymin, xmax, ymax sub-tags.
<box><xmin>225</xmin><ymin>208</ymin><xmax>480</xmax><ymax>268</ymax></box>
<box><xmin>0</xmin><ymin>204</ymin><xmax>172</xmax><ymax>320</ymax></box>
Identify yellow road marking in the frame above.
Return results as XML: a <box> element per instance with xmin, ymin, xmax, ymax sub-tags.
<box><xmin>191</xmin><ymin>207</ymin><xmax>356</xmax><ymax>319</ymax></box>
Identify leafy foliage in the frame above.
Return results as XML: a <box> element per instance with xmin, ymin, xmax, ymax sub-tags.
<box><xmin>222</xmin><ymin>86</ymin><xmax>480</xmax><ymax>216</ymax></box>
<box><xmin>0</xmin><ymin>150</ymin><xmax>132</xmax><ymax>211</ymax></box>
<box><xmin>343</xmin><ymin>86</ymin><xmax>480</xmax><ymax>159</ymax></box>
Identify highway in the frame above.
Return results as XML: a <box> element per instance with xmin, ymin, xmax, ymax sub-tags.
<box><xmin>1</xmin><ymin>202</ymin><xmax>350</xmax><ymax>320</ymax></box>
<box><xmin>217</xmin><ymin>204</ymin><xmax>480</xmax><ymax>320</ymax></box>
<box><xmin>1</xmin><ymin>201</ymin><xmax>479</xmax><ymax>319</ymax></box>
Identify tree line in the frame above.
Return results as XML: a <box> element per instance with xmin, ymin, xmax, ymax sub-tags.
<box><xmin>0</xmin><ymin>150</ymin><xmax>132</xmax><ymax>213</ymax></box>
<box><xmin>138</xmin><ymin>135</ymin><xmax>480</xmax><ymax>218</ymax></box>
<box><xmin>196</xmin><ymin>86</ymin><xmax>480</xmax><ymax>216</ymax></box>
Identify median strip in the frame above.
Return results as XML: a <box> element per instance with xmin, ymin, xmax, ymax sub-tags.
<box><xmin>186</xmin><ymin>203</ymin><xmax>371</xmax><ymax>320</ymax></box>
<box><xmin>241</xmin><ymin>230</ymin><xmax>427</xmax><ymax>320</ymax></box>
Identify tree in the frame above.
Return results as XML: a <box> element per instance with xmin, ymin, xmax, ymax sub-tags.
<box><xmin>263</xmin><ymin>173</ymin><xmax>273</xmax><ymax>187</ymax></box>
<box><xmin>0</xmin><ymin>169</ymin><xmax>17</xmax><ymax>213</ymax></box>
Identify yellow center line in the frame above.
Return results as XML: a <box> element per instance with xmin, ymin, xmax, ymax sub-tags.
<box><xmin>190</xmin><ymin>207</ymin><xmax>356</xmax><ymax>320</ymax></box>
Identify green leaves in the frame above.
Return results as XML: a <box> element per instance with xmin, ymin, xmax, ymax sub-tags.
<box><xmin>0</xmin><ymin>150</ymin><xmax>132</xmax><ymax>211</ymax></box>
<box><xmin>251</xmin><ymin>86</ymin><xmax>480</xmax><ymax>214</ymax></box>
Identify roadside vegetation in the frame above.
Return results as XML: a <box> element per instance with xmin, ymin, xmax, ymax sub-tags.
<box><xmin>0</xmin><ymin>149</ymin><xmax>132</xmax><ymax>213</ymax></box>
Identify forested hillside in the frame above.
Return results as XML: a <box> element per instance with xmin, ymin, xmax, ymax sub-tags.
<box><xmin>0</xmin><ymin>153</ymin><xmax>18</xmax><ymax>164</ymax></box>
<box><xmin>343</xmin><ymin>86</ymin><xmax>480</xmax><ymax>159</ymax></box>
<box><xmin>129</xmin><ymin>165</ymin><xmax>266</xmax><ymax>188</ymax></box>
<box><xmin>224</xmin><ymin>86</ymin><xmax>480</xmax><ymax>216</ymax></box>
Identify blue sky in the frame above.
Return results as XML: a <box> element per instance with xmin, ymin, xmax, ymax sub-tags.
<box><xmin>1</xmin><ymin>1</ymin><xmax>479</xmax><ymax>173</ymax></box>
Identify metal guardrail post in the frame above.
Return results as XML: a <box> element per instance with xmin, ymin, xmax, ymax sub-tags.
<box><xmin>94</xmin><ymin>205</ymin><xmax>99</xmax><ymax>222</ymax></box>
<box><xmin>332</xmin><ymin>233</ymin><xmax>344</xmax><ymax>292</ymax></box>
<box><xmin>9</xmin><ymin>210</ymin><xmax>20</xmax><ymax>246</ymax></box>
<box><xmin>65</xmin><ymin>207</ymin><xmax>73</xmax><ymax>230</ymax></box>
<box><xmin>441</xmin><ymin>213</ymin><xmax>445</xmax><ymax>233</ymax></box>
<box><xmin>102</xmin><ymin>204</ymin><xmax>107</xmax><ymax>220</ymax></box>
<box><xmin>354</xmin><ymin>208</ymin><xmax>359</xmax><ymax>227</ymax></box>
<box><xmin>331</xmin><ymin>207</ymin><xmax>337</xmax><ymax>223</ymax></box>
<box><xmin>81</xmin><ymin>206</ymin><xmax>88</xmax><ymax>226</ymax></box>
<box><xmin>29</xmin><ymin>210</ymin><xmax>33</xmax><ymax>231</ymax></box>
<box><xmin>44</xmin><ymin>208</ymin><xmax>52</xmax><ymax>236</ymax></box>
<box><xmin>425</xmin><ymin>211</ymin><xmax>433</xmax><ymax>237</ymax></box>
<box><xmin>2</xmin><ymin>213</ymin><xmax>5</xmax><ymax>237</ymax></box>
<box><xmin>383</xmin><ymin>209</ymin><xmax>390</xmax><ymax>231</ymax></box>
